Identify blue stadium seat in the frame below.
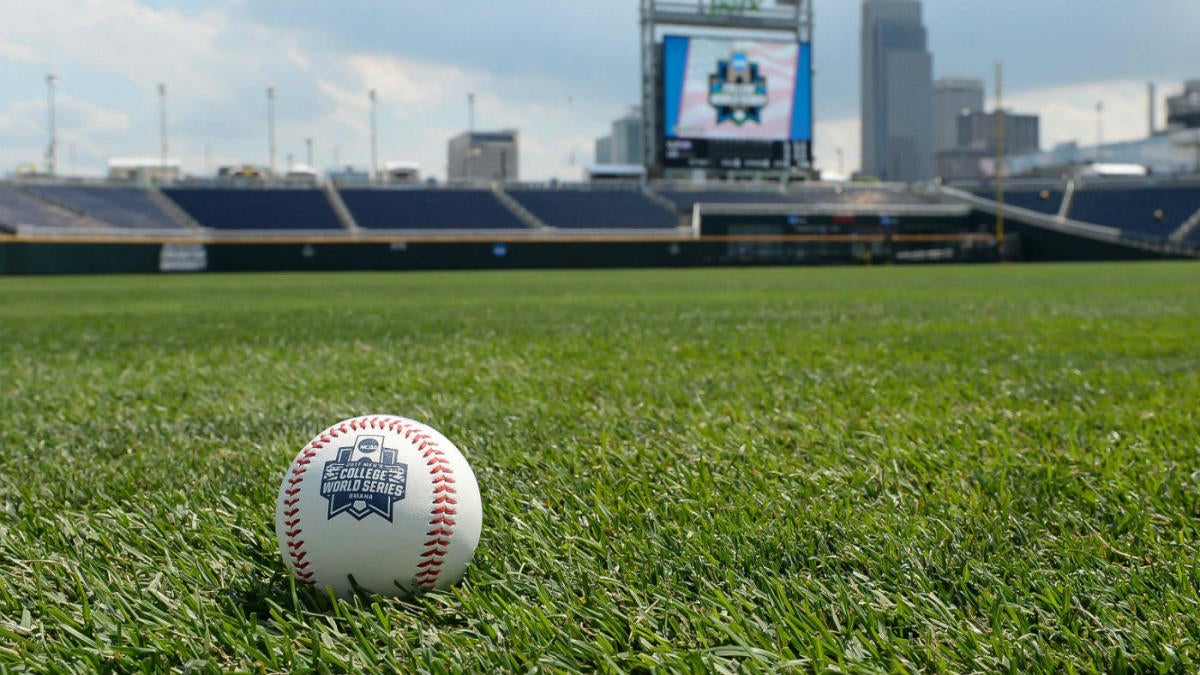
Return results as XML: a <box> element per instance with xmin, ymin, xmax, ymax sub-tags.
<box><xmin>162</xmin><ymin>188</ymin><xmax>343</xmax><ymax>230</ymax></box>
<box><xmin>973</xmin><ymin>189</ymin><xmax>1063</xmax><ymax>215</ymax></box>
<box><xmin>22</xmin><ymin>184</ymin><xmax>185</xmax><ymax>229</ymax></box>
<box><xmin>506</xmin><ymin>189</ymin><xmax>678</xmax><ymax>228</ymax></box>
<box><xmin>339</xmin><ymin>189</ymin><xmax>528</xmax><ymax>229</ymax></box>
<box><xmin>1069</xmin><ymin>187</ymin><xmax>1200</xmax><ymax>239</ymax></box>
<box><xmin>0</xmin><ymin>185</ymin><xmax>103</xmax><ymax>229</ymax></box>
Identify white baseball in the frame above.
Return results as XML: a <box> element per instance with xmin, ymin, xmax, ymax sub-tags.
<box><xmin>275</xmin><ymin>415</ymin><xmax>482</xmax><ymax>597</ymax></box>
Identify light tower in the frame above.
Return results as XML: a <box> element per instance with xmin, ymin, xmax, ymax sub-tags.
<box><xmin>369</xmin><ymin>89</ymin><xmax>378</xmax><ymax>182</ymax></box>
<box><xmin>267</xmin><ymin>86</ymin><xmax>277</xmax><ymax>174</ymax></box>
<box><xmin>158</xmin><ymin>83</ymin><xmax>168</xmax><ymax>181</ymax></box>
<box><xmin>46</xmin><ymin>74</ymin><xmax>58</xmax><ymax>176</ymax></box>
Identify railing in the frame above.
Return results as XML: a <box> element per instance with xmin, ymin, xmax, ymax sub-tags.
<box><xmin>940</xmin><ymin>185</ymin><xmax>1200</xmax><ymax>259</ymax></box>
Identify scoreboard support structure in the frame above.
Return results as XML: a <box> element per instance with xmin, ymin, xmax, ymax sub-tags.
<box><xmin>640</xmin><ymin>0</ymin><xmax>815</xmax><ymax>179</ymax></box>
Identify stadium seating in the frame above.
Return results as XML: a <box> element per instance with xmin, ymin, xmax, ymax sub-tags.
<box><xmin>0</xmin><ymin>184</ymin><xmax>106</xmax><ymax>230</ymax></box>
<box><xmin>1068</xmin><ymin>187</ymin><xmax>1200</xmax><ymax>239</ymax></box>
<box><xmin>973</xmin><ymin>189</ymin><xmax>1064</xmax><ymax>215</ymax></box>
<box><xmin>339</xmin><ymin>189</ymin><xmax>528</xmax><ymax>230</ymax></box>
<box><xmin>656</xmin><ymin>190</ymin><xmax>801</xmax><ymax>212</ymax></box>
<box><xmin>21</xmin><ymin>184</ymin><xmax>185</xmax><ymax>229</ymax></box>
<box><xmin>162</xmin><ymin>188</ymin><xmax>343</xmax><ymax>230</ymax></box>
<box><xmin>506</xmin><ymin>189</ymin><xmax>678</xmax><ymax>228</ymax></box>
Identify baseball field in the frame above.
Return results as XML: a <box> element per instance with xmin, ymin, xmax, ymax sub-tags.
<box><xmin>2</xmin><ymin>261</ymin><xmax>1199</xmax><ymax>671</ymax></box>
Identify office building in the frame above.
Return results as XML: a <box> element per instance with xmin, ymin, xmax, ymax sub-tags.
<box><xmin>447</xmin><ymin>130</ymin><xmax>519</xmax><ymax>182</ymax></box>
<box><xmin>933</xmin><ymin>77</ymin><xmax>984</xmax><ymax>153</ymax></box>
<box><xmin>861</xmin><ymin>0</ymin><xmax>935</xmax><ymax>181</ymax></box>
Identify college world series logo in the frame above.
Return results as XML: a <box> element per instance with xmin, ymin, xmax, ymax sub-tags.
<box><xmin>320</xmin><ymin>435</ymin><xmax>408</xmax><ymax>521</ymax></box>
<box><xmin>708</xmin><ymin>51</ymin><xmax>769</xmax><ymax>125</ymax></box>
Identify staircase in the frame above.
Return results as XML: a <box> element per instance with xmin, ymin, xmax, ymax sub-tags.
<box><xmin>148</xmin><ymin>186</ymin><xmax>204</xmax><ymax>229</ymax></box>
<box><xmin>492</xmin><ymin>184</ymin><xmax>549</xmax><ymax>230</ymax></box>
<box><xmin>1169</xmin><ymin>205</ymin><xmax>1200</xmax><ymax>243</ymax></box>
<box><xmin>1057</xmin><ymin>179</ymin><xmax>1076</xmax><ymax>219</ymax></box>
<box><xmin>642</xmin><ymin>185</ymin><xmax>689</xmax><ymax>228</ymax></box>
<box><xmin>323</xmin><ymin>182</ymin><xmax>361</xmax><ymax>232</ymax></box>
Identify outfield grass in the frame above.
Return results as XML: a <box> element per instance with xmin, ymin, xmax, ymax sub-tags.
<box><xmin>1</xmin><ymin>262</ymin><xmax>1199</xmax><ymax>672</ymax></box>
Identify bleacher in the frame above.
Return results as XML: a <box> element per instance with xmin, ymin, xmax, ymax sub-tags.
<box><xmin>506</xmin><ymin>188</ymin><xmax>677</xmax><ymax>229</ymax></box>
<box><xmin>339</xmin><ymin>188</ymin><xmax>528</xmax><ymax>230</ymax></box>
<box><xmin>972</xmin><ymin>188</ymin><xmax>1064</xmax><ymax>215</ymax></box>
<box><xmin>0</xmin><ymin>184</ymin><xmax>109</xmax><ymax>231</ymax></box>
<box><xmin>1068</xmin><ymin>187</ymin><xmax>1200</xmax><ymax>239</ymax></box>
<box><xmin>21</xmin><ymin>184</ymin><xmax>185</xmax><ymax>229</ymax></box>
<box><xmin>162</xmin><ymin>187</ymin><xmax>343</xmax><ymax>230</ymax></box>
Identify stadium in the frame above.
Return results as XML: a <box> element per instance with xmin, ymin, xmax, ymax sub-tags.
<box><xmin>1</xmin><ymin>2</ymin><xmax>1198</xmax><ymax>273</ymax></box>
<box><xmin>3</xmin><ymin>1</ymin><xmax>1200</xmax><ymax>672</ymax></box>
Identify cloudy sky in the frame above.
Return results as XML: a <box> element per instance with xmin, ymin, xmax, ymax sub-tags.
<box><xmin>0</xmin><ymin>0</ymin><xmax>1195</xmax><ymax>179</ymax></box>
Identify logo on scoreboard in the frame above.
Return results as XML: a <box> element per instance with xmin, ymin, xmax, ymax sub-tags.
<box><xmin>320</xmin><ymin>435</ymin><xmax>408</xmax><ymax>521</ymax></box>
<box><xmin>708</xmin><ymin>51</ymin><xmax>769</xmax><ymax>125</ymax></box>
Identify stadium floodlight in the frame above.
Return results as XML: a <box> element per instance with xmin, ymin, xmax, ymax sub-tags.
<box><xmin>1095</xmin><ymin>101</ymin><xmax>1104</xmax><ymax>161</ymax></box>
<box><xmin>268</xmin><ymin>86</ymin><xmax>277</xmax><ymax>175</ymax></box>
<box><xmin>159</xmin><ymin>83</ymin><xmax>168</xmax><ymax>182</ymax></box>
<box><xmin>369</xmin><ymin>89</ymin><xmax>378</xmax><ymax>183</ymax></box>
<box><xmin>995</xmin><ymin>61</ymin><xmax>1005</xmax><ymax>250</ymax></box>
<box><xmin>467</xmin><ymin>92</ymin><xmax>475</xmax><ymax>133</ymax></box>
<box><xmin>46</xmin><ymin>74</ymin><xmax>58</xmax><ymax>176</ymax></box>
<box><xmin>306</xmin><ymin>137</ymin><xmax>314</xmax><ymax>168</ymax></box>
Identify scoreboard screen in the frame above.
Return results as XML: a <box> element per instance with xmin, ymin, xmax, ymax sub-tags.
<box><xmin>660</xmin><ymin>35</ymin><xmax>812</xmax><ymax>170</ymax></box>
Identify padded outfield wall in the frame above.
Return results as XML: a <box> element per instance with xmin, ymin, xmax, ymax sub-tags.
<box><xmin>0</xmin><ymin>210</ymin><xmax>1183</xmax><ymax>275</ymax></box>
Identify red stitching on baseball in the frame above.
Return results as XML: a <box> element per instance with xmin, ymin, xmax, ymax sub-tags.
<box><xmin>387</xmin><ymin>418</ymin><xmax>460</xmax><ymax>591</ymax></box>
<box><xmin>282</xmin><ymin>417</ymin><xmax>367</xmax><ymax>591</ymax></box>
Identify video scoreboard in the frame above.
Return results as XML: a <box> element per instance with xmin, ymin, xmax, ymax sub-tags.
<box><xmin>660</xmin><ymin>35</ymin><xmax>812</xmax><ymax>170</ymax></box>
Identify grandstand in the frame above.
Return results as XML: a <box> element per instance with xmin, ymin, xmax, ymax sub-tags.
<box><xmin>0</xmin><ymin>176</ymin><xmax>1197</xmax><ymax>273</ymax></box>
<box><xmin>965</xmin><ymin>175</ymin><xmax>1200</xmax><ymax>242</ymax></box>
<box><xmin>161</xmin><ymin>187</ymin><xmax>344</xmax><ymax>231</ymax></box>
<box><xmin>20</xmin><ymin>184</ymin><xmax>187</xmax><ymax>230</ymax></box>
<box><xmin>0</xmin><ymin>184</ymin><xmax>115</xmax><ymax>231</ymax></box>
<box><xmin>506</xmin><ymin>186</ymin><xmax>677</xmax><ymax>229</ymax></box>
<box><xmin>339</xmin><ymin>188</ymin><xmax>528</xmax><ymax>231</ymax></box>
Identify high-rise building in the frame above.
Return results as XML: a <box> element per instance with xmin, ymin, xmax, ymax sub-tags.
<box><xmin>611</xmin><ymin>108</ymin><xmax>643</xmax><ymax>165</ymax></box>
<box><xmin>447</xmin><ymin>130</ymin><xmax>519</xmax><ymax>182</ymax></box>
<box><xmin>933</xmin><ymin>77</ymin><xmax>984</xmax><ymax>153</ymax></box>
<box><xmin>595</xmin><ymin>136</ymin><xmax>613</xmax><ymax>165</ymax></box>
<box><xmin>1167</xmin><ymin>79</ymin><xmax>1200</xmax><ymax>129</ymax></box>
<box><xmin>593</xmin><ymin>108</ymin><xmax>644</xmax><ymax>166</ymax></box>
<box><xmin>861</xmin><ymin>0</ymin><xmax>934</xmax><ymax>181</ymax></box>
<box><xmin>957</xmin><ymin>111</ymin><xmax>1039</xmax><ymax>156</ymax></box>
<box><xmin>937</xmin><ymin>109</ymin><xmax>1040</xmax><ymax>180</ymax></box>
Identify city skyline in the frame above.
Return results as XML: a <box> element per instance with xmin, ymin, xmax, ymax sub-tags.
<box><xmin>0</xmin><ymin>0</ymin><xmax>1195</xmax><ymax>180</ymax></box>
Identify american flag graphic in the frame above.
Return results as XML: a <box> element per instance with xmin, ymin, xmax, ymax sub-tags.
<box><xmin>672</xmin><ymin>38</ymin><xmax>799</xmax><ymax>140</ymax></box>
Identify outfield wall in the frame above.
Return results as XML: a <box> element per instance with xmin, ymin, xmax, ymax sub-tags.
<box><xmin>0</xmin><ymin>218</ymin><xmax>1183</xmax><ymax>275</ymax></box>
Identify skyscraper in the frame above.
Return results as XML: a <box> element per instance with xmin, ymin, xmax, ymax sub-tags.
<box><xmin>861</xmin><ymin>0</ymin><xmax>934</xmax><ymax>181</ymax></box>
<box><xmin>933</xmin><ymin>77</ymin><xmax>984</xmax><ymax>153</ymax></box>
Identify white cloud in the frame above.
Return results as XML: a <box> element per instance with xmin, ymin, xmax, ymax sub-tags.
<box><xmin>0</xmin><ymin>36</ymin><xmax>40</xmax><ymax>64</ymax></box>
<box><xmin>1006</xmin><ymin>79</ymin><xmax>1159</xmax><ymax>151</ymax></box>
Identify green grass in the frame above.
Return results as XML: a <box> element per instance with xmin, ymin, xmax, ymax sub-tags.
<box><xmin>1</xmin><ymin>262</ymin><xmax>1199</xmax><ymax>672</ymax></box>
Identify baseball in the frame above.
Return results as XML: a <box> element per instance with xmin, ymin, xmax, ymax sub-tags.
<box><xmin>275</xmin><ymin>415</ymin><xmax>483</xmax><ymax>597</ymax></box>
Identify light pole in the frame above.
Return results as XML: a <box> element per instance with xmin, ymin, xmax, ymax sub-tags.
<box><xmin>158</xmin><ymin>83</ymin><xmax>168</xmax><ymax>182</ymax></box>
<box><xmin>46</xmin><ymin>74</ymin><xmax>58</xmax><ymax>176</ymax></box>
<box><xmin>1095</xmin><ymin>101</ymin><xmax>1104</xmax><ymax>161</ymax></box>
<box><xmin>467</xmin><ymin>92</ymin><xmax>475</xmax><ymax>133</ymax></box>
<box><xmin>267</xmin><ymin>86</ymin><xmax>276</xmax><ymax>174</ymax></box>
<box><xmin>836</xmin><ymin>147</ymin><xmax>844</xmax><ymax>175</ymax></box>
<box><xmin>306</xmin><ymin>137</ymin><xmax>313</xmax><ymax>168</ymax></box>
<box><xmin>995</xmin><ymin>61</ymin><xmax>1005</xmax><ymax>252</ymax></box>
<box><xmin>367</xmin><ymin>90</ymin><xmax>376</xmax><ymax>183</ymax></box>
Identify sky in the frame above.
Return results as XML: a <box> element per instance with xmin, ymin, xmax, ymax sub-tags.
<box><xmin>0</xmin><ymin>0</ymin><xmax>1196</xmax><ymax>180</ymax></box>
